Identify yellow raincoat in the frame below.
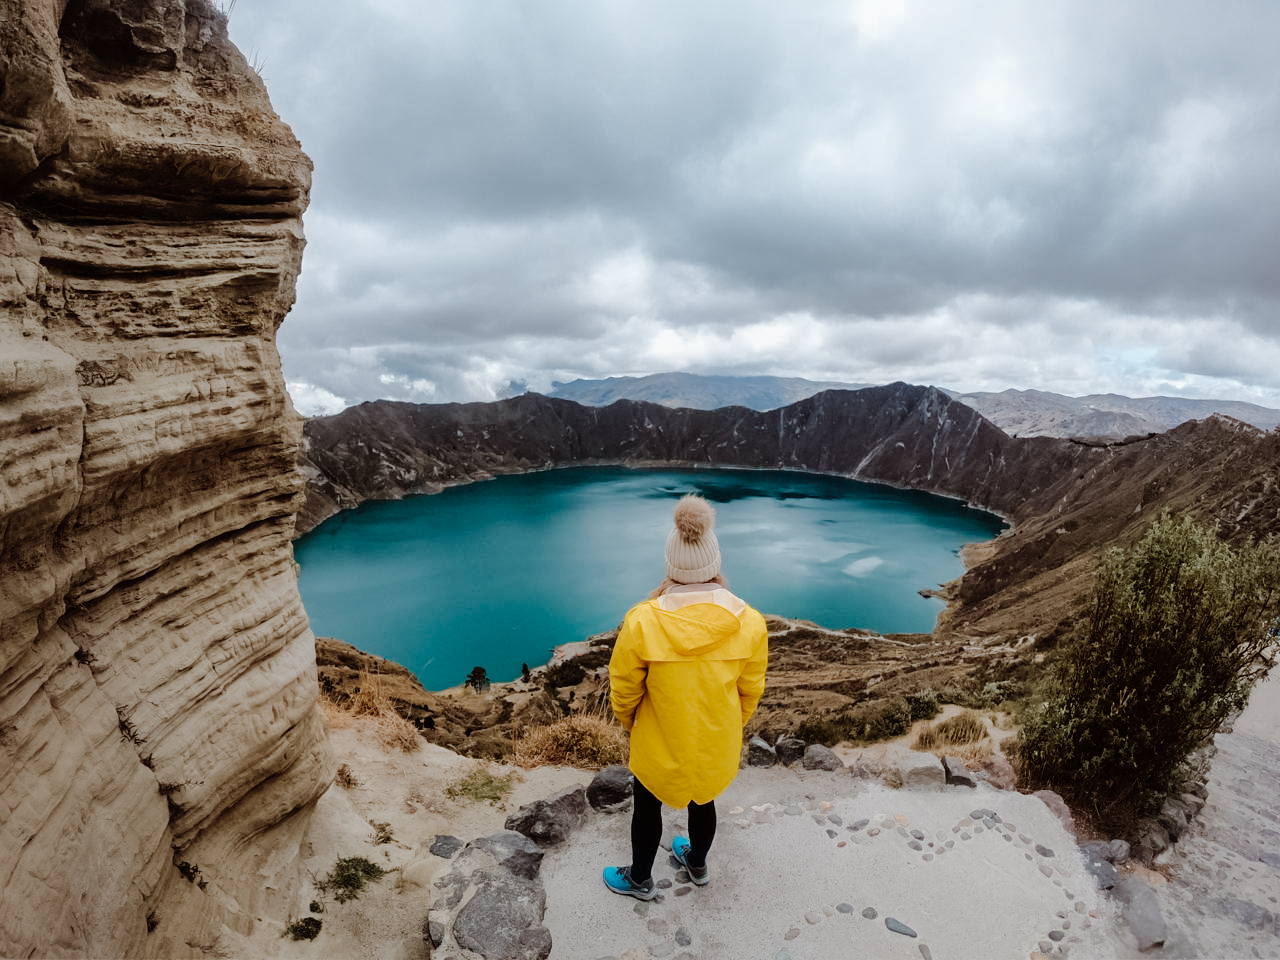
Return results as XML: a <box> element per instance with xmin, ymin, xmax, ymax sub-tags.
<box><xmin>609</xmin><ymin>588</ymin><xmax>769</xmax><ymax>807</ymax></box>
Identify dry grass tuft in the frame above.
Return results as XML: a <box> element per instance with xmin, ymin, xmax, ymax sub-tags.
<box><xmin>323</xmin><ymin>673</ymin><xmax>421</xmax><ymax>752</ymax></box>
<box><xmin>512</xmin><ymin>714</ymin><xmax>629</xmax><ymax>769</ymax></box>
<box><xmin>914</xmin><ymin>709</ymin><xmax>993</xmax><ymax>766</ymax></box>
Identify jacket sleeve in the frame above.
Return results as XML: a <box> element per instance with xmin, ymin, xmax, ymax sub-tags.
<box><xmin>737</xmin><ymin>617</ymin><xmax>769</xmax><ymax>726</ymax></box>
<box><xmin>609</xmin><ymin>614</ymin><xmax>648</xmax><ymax>733</ymax></box>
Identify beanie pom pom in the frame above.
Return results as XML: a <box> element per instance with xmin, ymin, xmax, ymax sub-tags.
<box><xmin>673</xmin><ymin>495</ymin><xmax>715</xmax><ymax>543</ymax></box>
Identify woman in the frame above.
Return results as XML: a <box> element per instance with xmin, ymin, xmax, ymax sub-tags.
<box><xmin>603</xmin><ymin>494</ymin><xmax>769</xmax><ymax>899</ymax></box>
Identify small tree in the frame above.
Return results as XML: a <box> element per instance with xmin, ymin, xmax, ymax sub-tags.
<box><xmin>464</xmin><ymin>666</ymin><xmax>489</xmax><ymax>692</ymax></box>
<box><xmin>1017</xmin><ymin>513</ymin><xmax>1280</xmax><ymax>824</ymax></box>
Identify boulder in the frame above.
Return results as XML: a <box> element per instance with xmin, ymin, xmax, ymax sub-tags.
<box><xmin>942</xmin><ymin>756</ymin><xmax>977</xmax><ymax>788</ymax></box>
<box><xmin>747</xmin><ymin>736</ymin><xmax>778</xmax><ymax>768</ymax></box>
<box><xmin>586</xmin><ymin>766</ymin><xmax>633</xmax><ymax>811</ymax></box>
<box><xmin>775</xmin><ymin>738</ymin><xmax>806</xmax><ymax>766</ymax></box>
<box><xmin>1114</xmin><ymin>876</ymin><xmax>1167</xmax><ymax>951</ymax></box>
<box><xmin>802</xmin><ymin>744</ymin><xmax>843</xmax><ymax>771</ymax></box>
<box><xmin>429</xmin><ymin>835</ymin><xmax>464</xmax><ymax>859</ymax></box>
<box><xmin>1079</xmin><ymin>839</ymin><xmax>1130</xmax><ymax>866</ymax></box>
<box><xmin>452</xmin><ymin>871</ymin><xmax>551</xmax><ymax>960</ymax></box>
<box><xmin>472</xmin><ymin>830</ymin><xmax>545</xmax><ymax>881</ymax></box>
<box><xmin>897</xmin><ymin>752</ymin><xmax>945</xmax><ymax>790</ymax></box>
<box><xmin>504</xmin><ymin>785</ymin><xmax>588</xmax><ymax>846</ymax></box>
<box><xmin>1157</xmin><ymin>798</ymin><xmax>1191</xmax><ymax>842</ymax></box>
<box><xmin>979</xmin><ymin>758</ymin><xmax>1017</xmax><ymax>790</ymax></box>
<box><xmin>1131</xmin><ymin>822</ymin><xmax>1171</xmax><ymax>863</ymax></box>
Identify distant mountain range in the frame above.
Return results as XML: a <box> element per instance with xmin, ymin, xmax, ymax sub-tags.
<box><xmin>547</xmin><ymin>374</ymin><xmax>1280</xmax><ymax>438</ymax></box>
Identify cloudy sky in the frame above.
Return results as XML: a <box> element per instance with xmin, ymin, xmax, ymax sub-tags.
<box><xmin>228</xmin><ymin>0</ymin><xmax>1280</xmax><ymax>417</ymax></box>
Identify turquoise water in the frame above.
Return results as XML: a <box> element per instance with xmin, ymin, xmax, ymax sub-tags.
<box><xmin>294</xmin><ymin>467</ymin><xmax>1004</xmax><ymax>690</ymax></box>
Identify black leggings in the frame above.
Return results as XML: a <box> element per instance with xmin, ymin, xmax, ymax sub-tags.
<box><xmin>629</xmin><ymin>777</ymin><xmax>717</xmax><ymax>883</ymax></box>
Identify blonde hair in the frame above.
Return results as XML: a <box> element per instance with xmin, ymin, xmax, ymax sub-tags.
<box><xmin>648</xmin><ymin>573</ymin><xmax>728</xmax><ymax>600</ymax></box>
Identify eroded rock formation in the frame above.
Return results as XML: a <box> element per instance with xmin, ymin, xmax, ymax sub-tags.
<box><xmin>1</xmin><ymin>2</ymin><xmax>331</xmax><ymax>956</ymax></box>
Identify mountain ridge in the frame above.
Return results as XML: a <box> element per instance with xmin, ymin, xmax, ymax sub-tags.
<box><xmin>544</xmin><ymin>372</ymin><xmax>1280</xmax><ymax>438</ymax></box>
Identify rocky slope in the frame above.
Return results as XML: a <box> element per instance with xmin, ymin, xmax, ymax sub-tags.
<box><xmin>0</xmin><ymin>2</ymin><xmax>332</xmax><ymax>957</ymax></box>
<box><xmin>300</xmin><ymin>388</ymin><xmax>1280</xmax><ymax>645</ymax></box>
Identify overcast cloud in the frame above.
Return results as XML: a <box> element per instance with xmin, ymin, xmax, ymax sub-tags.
<box><xmin>228</xmin><ymin>0</ymin><xmax>1280</xmax><ymax>416</ymax></box>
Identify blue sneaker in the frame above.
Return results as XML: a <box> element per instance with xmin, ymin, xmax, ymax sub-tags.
<box><xmin>671</xmin><ymin>837</ymin><xmax>708</xmax><ymax>886</ymax></box>
<box><xmin>603</xmin><ymin>865</ymin><xmax>656</xmax><ymax>900</ymax></box>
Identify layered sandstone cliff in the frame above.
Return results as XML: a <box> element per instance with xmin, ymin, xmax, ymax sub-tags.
<box><xmin>1</xmin><ymin>2</ymin><xmax>332</xmax><ymax>956</ymax></box>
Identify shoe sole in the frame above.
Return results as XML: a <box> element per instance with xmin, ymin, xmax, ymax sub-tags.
<box><xmin>671</xmin><ymin>844</ymin><xmax>709</xmax><ymax>886</ymax></box>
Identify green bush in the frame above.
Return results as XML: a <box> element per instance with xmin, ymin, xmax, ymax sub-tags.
<box><xmin>544</xmin><ymin>660</ymin><xmax>587</xmax><ymax>687</ymax></box>
<box><xmin>797</xmin><ymin>691</ymin><xmax>937</xmax><ymax>746</ymax></box>
<box><xmin>315</xmin><ymin>856</ymin><xmax>385</xmax><ymax>903</ymax></box>
<box><xmin>1017</xmin><ymin>513</ymin><xmax>1280</xmax><ymax>823</ymax></box>
<box><xmin>285</xmin><ymin>917</ymin><xmax>322</xmax><ymax>941</ymax></box>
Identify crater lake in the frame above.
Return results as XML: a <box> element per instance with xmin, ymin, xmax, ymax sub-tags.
<box><xmin>293</xmin><ymin>466</ymin><xmax>1005</xmax><ymax>689</ymax></box>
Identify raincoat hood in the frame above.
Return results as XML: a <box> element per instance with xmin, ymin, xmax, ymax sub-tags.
<box><xmin>629</xmin><ymin>589</ymin><xmax>755</xmax><ymax>660</ymax></box>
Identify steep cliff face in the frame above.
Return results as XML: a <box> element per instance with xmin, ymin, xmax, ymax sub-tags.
<box><xmin>1</xmin><ymin>2</ymin><xmax>332</xmax><ymax>956</ymax></box>
<box><xmin>297</xmin><ymin>384</ymin><xmax>1104</xmax><ymax>533</ymax></box>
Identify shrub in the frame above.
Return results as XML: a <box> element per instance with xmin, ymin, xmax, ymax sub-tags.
<box><xmin>1016</xmin><ymin>513</ymin><xmax>1280</xmax><ymax>824</ymax></box>
<box><xmin>285</xmin><ymin>917</ymin><xmax>322</xmax><ymax>941</ymax></box>
<box><xmin>315</xmin><ymin>856</ymin><xmax>385</xmax><ymax>903</ymax></box>
<box><xmin>797</xmin><ymin>697</ymin><xmax>915</xmax><ymax>746</ymax></box>
<box><xmin>914</xmin><ymin>710</ymin><xmax>987</xmax><ymax>750</ymax></box>
<box><xmin>544</xmin><ymin>660</ymin><xmax>587</xmax><ymax>688</ymax></box>
<box><xmin>344</xmin><ymin>673</ymin><xmax>421</xmax><ymax>752</ymax></box>
<box><xmin>512</xmin><ymin>714</ymin><xmax>629</xmax><ymax>769</ymax></box>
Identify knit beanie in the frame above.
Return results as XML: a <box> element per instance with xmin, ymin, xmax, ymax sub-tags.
<box><xmin>664</xmin><ymin>494</ymin><xmax>722</xmax><ymax>584</ymax></box>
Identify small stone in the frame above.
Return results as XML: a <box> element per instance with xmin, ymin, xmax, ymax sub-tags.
<box><xmin>896</xmin><ymin>814</ymin><xmax>911</xmax><ymax>826</ymax></box>
<box><xmin>675</xmin><ymin>928</ymin><xmax>692</xmax><ymax>947</ymax></box>
<box><xmin>820</xmin><ymin>801</ymin><xmax>834</xmax><ymax>810</ymax></box>
<box><xmin>1036</xmin><ymin>844</ymin><xmax>1055</xmax><ymax>858</ymax></box>
<box><xmin>1040</xmin><ymin>941</ymin><xmax>1055</xmax><ymax>954</ymax></box>
<box><xmin>983</xmin><ymin>817</ymin><xmax>996</xmax><ymax>829</ymax></box>
<box><xmin>675</xmin><ymin>886</ymin><xmax>692</xmax><ymax>897</ymax></box>
<box><xmin>1003</xmin><ymin>834</ymin><xmax>1013</xmax><ymax>842</ymax></box>
<box><xmin>838</xmin><ymin>841</ymin><xmax>846</xmax><ymax>848</ymax></box>
<box><xmin>1004</xmin><ymin>822</ymin><xmax>1016</xmax><ymax>832</ymax></box>
<box><xmin>729</xmin><ymin>806</ymin><xmax>744</xmax><ymax>815</ymax></box>
<box><xmin>922</xmin><ymin>853</ymin><xmax>934</xmax><ymax>861</ymax></box>
<box><xmin>851</xmin><ymin>818</ymin><xmax>870</xmax><ymax>831</ymax></box>
<box><xmin>959</xmin><ymin>817</ymin><xmax>974</xmax><ymax>828</ymax></box>
<box><xmin>969</xmin><ymin>810</ymin><xmax>987</xmax><ymax>820</ymax></box>
<box><xmin>945</xmin><ymin>840</ymin><xmax>955</xmax><ymax>849</ymax></box>
<box><xmin>886</xmin><ymin>917</ymin><xmax>917</xmax><ymax>938</ymax></box>
<box><xmin>1039</xmin><ymin>864</ymin><xmax>1053</xmax><ymax>878</ymax></box>
<box><xmin>862</xmin><ymin>907</ymin><xmax>878</xmax><ymax>919</ymax></box>
<box><xmin>1025</xmin><ymin>853</ymin><xmax>1033</xmax><ymax>861</ymax></box>
<box><xmin>806</xmin><ymin>910</ymin><xmax>824</xmax><ymax>925</ymax></box>
<box><xmin>634</xmin><ymin>902</ymin><xmax>649</xmax><ymax>917</ymax></box>
<box><xmin>1056</xmin><ymin>911</ymin><xmax>1067</xmax><ymax>919</ymax></box>
<box><xmin>975</xmin><ymin>826</ymin><xmax>985</xmax><ymax>834</ymax></box>
<box><xmin>784</xmin><ymin>805</ymin><xmax>802</xmax><ymax>816</ymax></box>
<box><xmin>911</xmin><ymin>829</ymin><xmax>925</xmax><ymax>840</ymax></box>
<box><xmin>428</xmin><ymin>835</ymin><xmax>463</xmax><ymax>858</ymax></box>
<box><xmin>828</xmin><ymin>814</ymin><xmax>843</xmax><ymax>826</ymax></box>
<box><xmin>908</xmin><ymin>840</ymin><xmax>923</xmax><ymax>851</ymax></box>
<box><xmin>657</xmin><ymin>878</ymin><xmax>673</xmax><ymax>889</ymax></box>
<box><xmin>1048</xmin><ymin>930</ymin><xmax>1064</xmax><ymax>942</ymax></box>
<box><xmin>751</xmin><ymin>803</ymin><xmax>772</xmax><ymax>813</ymax></box>
<box><xmin>775</xmin><ymin>950</ymin><xmax>793</xmax><ymax>960</ymax></box>
<box><xmin>868</xmin><ymin>827</ymin><xmax>881</xmax><ymax>837</ymax></box>
<box><xmin>837</xmin><ymin>903</ymin><xmax>853</xmax><ymax>913</ymax></box>
<box><xmin>960</xmin><ymin>832</ymin><xmax>972</xmax><ymax>841</ymax></box>
<box><xmin>1062</xmin><ymin>920</ymin><xmax>1070</xmax><ymax>930</ymax></box>
<box><xmin>826</xmin><ymin>829</ymin><xmax>838</xmax><ymax>839</ymax></box>
<box><xmin>919</xmin><ymin>946</ymin><xmax>933</xmax><ymax>960</ymax></box>
<box><xmin>812</xmin><ymin>815</ymin><xmax>827</xmax><ymax>825</ymax></box>
<box><xmin>1020</xmin><ymin>834</ymin><xmax>1032</xmax><ymax>844</ymax></box>
<box><xmin>648</xmin><ymin>919</ymin><xmax>669</xmax><ymax>935</ymax></box>
<box><xmin>785</xmin><ymin>927</ymin><xmax>800</xmax><ymax>941</ymax></box>
<box><xmin>1075</xmin><ymin>901</ymin><xmax>1087</xmax><ymax>913</ymax></box>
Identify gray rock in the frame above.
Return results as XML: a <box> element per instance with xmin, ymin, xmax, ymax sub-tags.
<box><xmin>775</xmin><ymin>737</ymin><xmax>806</xmax><ymax>766</ymax></box>
<box><xmin>747</xmin><ymin>736</ymin><xmax>778</xmax><ymax>767</ymax></box>
<box><xmin>1083</xmin><ymin>855</ymin><xmax>1119</xmax><ymax>892</ymax></box>
<box><xmin>504</xmin><ymin>785</ymin><xmax>588</xmax><ymax>846</ymax></box>
<box><xmin>472</xmin><ymin>830</ymin><xmax>545</xmax><ymax>881</ymax></box>
<box><xmin>1216</xmin><ymin>897</ymin><xmax>1275</xmax><ymax>931</ymax></box>
<box><xmin>675</xmin><ymin>927</ymin><xmax>692</xmax><ymax>947</ymax></box>
<box><xmin>1157</xmin><ymin>798</ymin><xmax>1191</xmax><ymax>841</ymax></box>
<box><xmin>586</xmin><ymin>766</ymin><xmax>633</xmax><ymax>811</ymax></box>
<box><xmin>423</xmin><ymin>918</ymin><xmax>444</xmax><ymax>948</ymax></box>
<box><xmin>1079</xmin><ymin>839</ymin><xmax>1129</xmax><ymax>865</ymax></box>
<box><xmin>862</xmin><ymin>907</ymin><xmax>878</xmax><ymax>919</ymax></box>
<box><xmin>802</xmin><ymin>743</ymin><xmax>843</xmax><ymax>771</ymax></box>
<box><xmin>1035</xmin><ymin>844</ymin><xmax>1055</xmax><ymax>858</ymax></box>
<box><xmin>1131</xmin><ymin>821</ymin><xmax>1171</xmax><ymax>863</ymax></box>
<box><xmin>432</xmin><ymin>870</ymin><xmax>469</xmax><ymax>909</ymax></box>
<box><xmin>837</xmin><ymin>903</ymin><xmax>853</xmax><ymax>914</ymax></box>
<box><xmin>429</xmin><ymin>835</ymin><xmax>463</xmax><ymax>858</ymax></box>
<box><xmin>1114</xmin><ymin>876</ymin><xmax>1167</xmax><ymax>951</ymax></box>
<box><xmin>885</xmin><ymin>917</ymin><xmax>917</xmax><ymax>937</ymax></box>
<box><xmin>897</xmin><ymin>752</ymin><xmax>945</xmax><ymax>789</ymax></box>
<box><xmin>942</xmin><ymin>756</ymin><xmax>977</xmax><ymax>788</ymax></box>
<box><xmin>453</xmin><ymin>871</ymin><xmax>550</xmax><ymax>960</ymax></box>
